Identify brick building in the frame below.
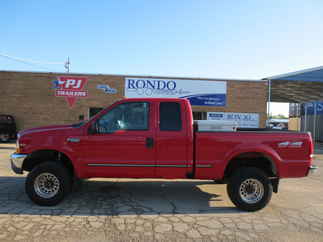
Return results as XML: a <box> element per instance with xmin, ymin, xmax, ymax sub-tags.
<box><xmin>0</xmin><ymin>71</ymin><xmax>268</xmax><ymax>131</ymax></box>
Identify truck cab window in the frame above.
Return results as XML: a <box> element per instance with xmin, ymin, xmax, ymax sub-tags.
<box><xmin>159</xmin><ymin>102</ymin><xmax>182</xmax><ymax>131</ymax></box>
<box><xmin>96</xmin><ymin>102</ymin><xmax>149</xmax><ymax>133</ymax></box>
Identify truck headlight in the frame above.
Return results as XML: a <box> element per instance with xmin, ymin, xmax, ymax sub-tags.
<box><xmin>16</xmin><ymin>139</ymin><xmax>20</xmax><ymax>153</ymax></box>
<box><xmin>15</xmin><ymin>134</ymin><xmax>26</xmax><ymax>153</ymax></box>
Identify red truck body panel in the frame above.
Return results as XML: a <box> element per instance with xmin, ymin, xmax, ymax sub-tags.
<box><xmin>17</xmin><ymin>98</ymin><xmax>313</xmax><ymax>181</ymax></box>
<box><xmin>194</xmin><ymin>132</ymin><xmax>313</xmax><ymax>180</ymax></box>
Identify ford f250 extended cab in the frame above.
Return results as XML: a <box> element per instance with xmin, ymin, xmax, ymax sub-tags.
<box><xmin>10</xmin><ymin>98</ymin><xmax>317</xmax><ymax>211</ymax></box>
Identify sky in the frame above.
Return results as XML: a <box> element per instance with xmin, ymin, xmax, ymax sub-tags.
<box><xmin>1</xmin><ymin>0</ymin><xmax>323</xmax><ymax>115</ymax></box>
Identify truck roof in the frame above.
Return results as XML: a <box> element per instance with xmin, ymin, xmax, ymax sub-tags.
<box><xmin>122</xmin><ymin>98</ymin><xmax>188</xmax><ymax>102</ymax></box>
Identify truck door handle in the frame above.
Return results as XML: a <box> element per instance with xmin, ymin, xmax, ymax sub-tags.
<box><xmin>67</xmin><ymin>137</ymin><xmax>80</xmax><ymax>143</ymax></box>
<box><xmin>146</xmin><ymin>137</ymin><xmax>154</xmax><ymax>148</ymax></box>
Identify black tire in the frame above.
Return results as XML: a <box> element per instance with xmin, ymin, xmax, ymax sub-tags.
<box><xmin>72</xmin><ymin>177</ymin><xmax>83</xmax><ymax>192</ymax></box>
<box><xmin>227</xmin><ymin>167</ymin><xmax>273</xmax><ymax>212</ymax></box>
<box><xmin>25</xmin><ymin>161</ymin><xmax>72</xmax><ymax>206</ymax></box>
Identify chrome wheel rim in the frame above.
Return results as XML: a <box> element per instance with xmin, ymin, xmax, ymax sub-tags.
<box><xmin>239</xmin><ymin>178</ymin><xmax>264</xmax><ymax>204</ymax></box>
<box><xmin>34</xmin><ymin>173</ymin><xmax>60</xmax><ymax>199</ymax></box>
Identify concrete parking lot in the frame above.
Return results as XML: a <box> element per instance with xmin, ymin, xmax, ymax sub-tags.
<box><xmin>0</xmin><ymin>143</ymin><xmax>322</xmax><ymax>242</ymax></box>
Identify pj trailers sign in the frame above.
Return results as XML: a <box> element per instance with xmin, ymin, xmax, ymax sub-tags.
<box><xmin>52</xmin><ymin>76</ymin><xmax>88</xmax><ymax>108</ymax></box>
<box><xmin>124</xmin><ymin>78</ymin><xmax>227</xmax><ymax>106</ymax></box>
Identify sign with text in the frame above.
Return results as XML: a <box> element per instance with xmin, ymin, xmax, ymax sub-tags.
<box><xmin>207</xmin><ymin>112</ymin><xmax>260</xmax><ymax>128</ymax></box>
<box><xmin>125</xmin><ymin>78</ymin><xmax>226</xmax><ymax>106</ymax></box>
<box><xmin>302</xmin><ymin>101</ymin><xmax>323</xmax><ymax>115</ymax></box>
<box><xmin>52</xmin><ymin>76</ymin><xmax>88</xmax><ymax>108</ymax></box>
<box><xmin>97</xmin><ymin>84</ymin><xmax>117</xmax><ymax>94</ymax></box>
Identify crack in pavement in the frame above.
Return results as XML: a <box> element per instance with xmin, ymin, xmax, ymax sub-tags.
<box><xmin>1</xmin><ymin>146</ymin><xmax>323</xmax><ymax>241</ymax></box>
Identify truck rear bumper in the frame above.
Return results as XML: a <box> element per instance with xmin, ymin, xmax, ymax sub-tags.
<box><xmin>279</xmin><ymin>160</ymin><xmax>317</xmax><ymax>178</ymax></box>
<box><xmin>308</xmin><ymin>165</ymin><xmax>318</xmax><ymax>175</ymax></box>
<box><xmin>10</xmin><ymin>153</ymin><xmax>27</xmax><ymax>174</ymax></box>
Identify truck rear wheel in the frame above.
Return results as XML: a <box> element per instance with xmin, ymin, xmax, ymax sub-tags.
<box><xmin>227</xmin><ymin>167</ymin><xmax>272</xmax><ymax>212</ymax></box>
<box><xmin>25</xmin><ymin>162</ymin><xmax>71</xmax><ymax>206</ymax></box>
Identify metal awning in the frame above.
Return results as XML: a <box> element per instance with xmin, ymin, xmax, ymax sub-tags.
<box><xmin>264</xmin><ymin>66</ymin><xmax>323</xmax><ymax>103</ymax></box>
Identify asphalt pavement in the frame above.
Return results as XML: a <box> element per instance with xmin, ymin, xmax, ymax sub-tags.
<box><xmin>0</xmin><ymin>143</ymin><xmax>322</xmax><ymax>242</ymax></box>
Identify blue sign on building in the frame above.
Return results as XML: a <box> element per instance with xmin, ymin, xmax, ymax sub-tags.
<box><xmin>124</xmin><ymin>78</ymin><xmax>227</xmax><ymax>107</ymax></box>
<box><xmin>302</xmin><ymin>101</ymin><xmax>323</xmax><ymax>115</ymax></box>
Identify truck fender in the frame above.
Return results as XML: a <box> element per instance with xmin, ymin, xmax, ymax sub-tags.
<box><xmin>23</xmin><ymin>146</ymin><xmax>82</xmax><ymax>178</ymax></box>
<box><xmin>223</xmin><ymin>143</ymin><xmax>282</xmax><ymax>177</ymax></box>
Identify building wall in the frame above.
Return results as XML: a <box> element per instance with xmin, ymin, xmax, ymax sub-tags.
<box><xmin>191</xmin><ymin>80</ymin><xmax>268</xmax><ymax>126</ymax></box>
<box><xmin>301</xmin><ymin>115</ymin><xmax>323</xmax><ymax>142</ymax></box>
<box><xmin>0</xmin><ymin>71</ymin><xmax>268</xmax><ymax>130</ymax></box>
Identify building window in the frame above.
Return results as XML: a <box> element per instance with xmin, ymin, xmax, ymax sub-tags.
<box><xmin>290</xmin><ymin>103</ymin><xmax>301</xmax><ymax>117</ymax></box>
<box><xmin>193</xmin><ymin>112</ymin><xmax>207</xmax><ymax>120</ymax></box>
<box><xmin>89</xmin><ymin>107</ymin><xmax>104</xmax><ymax>118</ymax></box>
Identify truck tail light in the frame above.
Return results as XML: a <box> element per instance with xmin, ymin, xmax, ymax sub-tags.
<box><xmin>308</xmin><ymin>132</ymin><xmax>314</xmax><ymax>161</ymax></box>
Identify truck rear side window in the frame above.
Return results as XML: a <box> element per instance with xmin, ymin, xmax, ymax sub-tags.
<box><xmin>159</xmin><ymin>102</ymin><xmax>182</xmax><ymax>131</ymax></box>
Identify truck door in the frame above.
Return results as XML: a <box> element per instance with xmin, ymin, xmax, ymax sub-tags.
<box><xmin>155</xmin><ymin>101</ymin><xmax>192</xmax><ymax>178</ymax></box>
<box><xmin>83</xmin><ymin>101</ymin><xmax>156</xmax><ymax>178</ymax></box>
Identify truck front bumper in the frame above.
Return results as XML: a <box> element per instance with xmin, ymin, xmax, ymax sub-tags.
<box><xmin>10</xmin><ymin>153</ymin><xmax>27</xmax><ymax>174</ymax></box>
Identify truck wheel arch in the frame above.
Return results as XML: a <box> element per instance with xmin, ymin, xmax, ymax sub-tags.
<box><xmin>22</xmin><ymin>149</ymin><xmax>75</xmax><ymax>178</ymax></box>
<box><xmin>223</xmin><ymin>152</ymin><xmax>278</xmax><ymax>180</ymax></box>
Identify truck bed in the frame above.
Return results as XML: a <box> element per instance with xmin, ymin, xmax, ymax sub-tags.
<box><xmin>194</xmin><ymin>130</ymin><xmax>312</xmax><ymax>180</ymax></box>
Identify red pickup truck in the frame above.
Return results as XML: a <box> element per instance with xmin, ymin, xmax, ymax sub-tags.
<box><xmin>10</xmin><ymin>98</ymin><xmax>316</xmax><ymax>211</ymax></box>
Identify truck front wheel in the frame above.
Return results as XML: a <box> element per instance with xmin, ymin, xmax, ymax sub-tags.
<box><xmin>25</xmin><ymin>162</ymin><xmax>72</xmax><ymax>206</ymax></box>
<box><xmin>227</xmin><ymin>167</ymin><xmax>273</xmax><ymax>212</ymax></box>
